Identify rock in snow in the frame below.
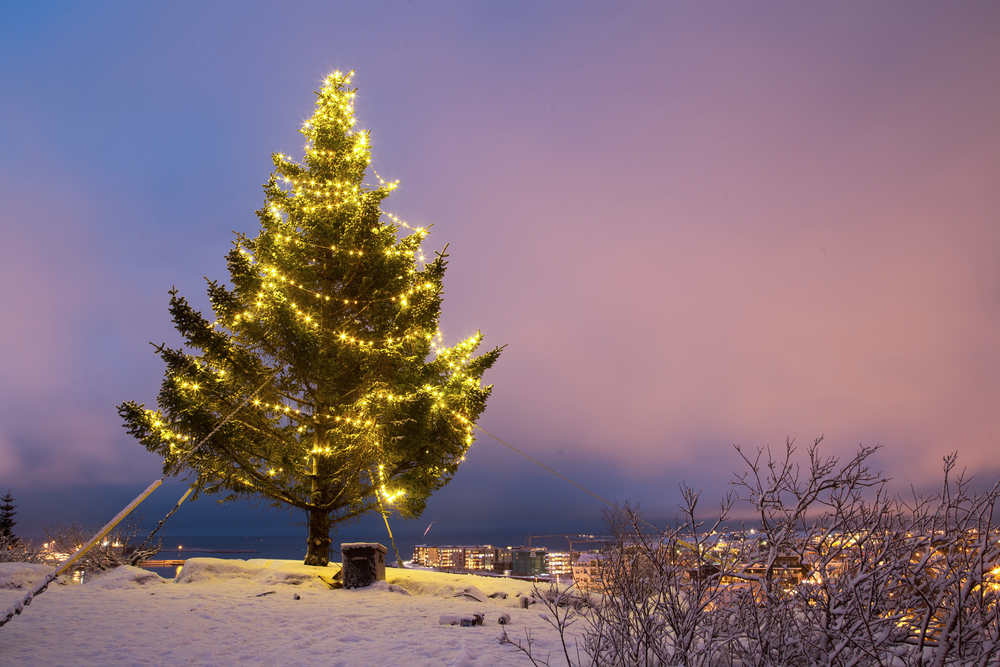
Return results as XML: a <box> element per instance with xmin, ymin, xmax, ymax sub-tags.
<box><xmin>438</xmin><ymin>612</ymin><xmax>484</xmax><ymax>627</ymax></box>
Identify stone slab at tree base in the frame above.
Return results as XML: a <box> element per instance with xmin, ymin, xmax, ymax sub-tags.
<box><xmin>341</xmin><ymin>543</ymin><xmax>387</xmax><ymax>589</ymax></box>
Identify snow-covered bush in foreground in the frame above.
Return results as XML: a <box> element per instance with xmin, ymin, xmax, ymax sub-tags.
<box><xmin>0</xmin><ymin>535</ymin><xmax>44</xmax><ymax>564</ymax></box>
<box><xmin>510</xmin><ymin>442</ymin><xmax>1000</xmax><ymax>667</ymax></box>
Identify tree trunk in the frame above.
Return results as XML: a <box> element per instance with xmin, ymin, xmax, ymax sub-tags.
<box><xmin>304</xmin><ymin>505</ymin><xmax>331</xmax><ymax>566</ymax></box>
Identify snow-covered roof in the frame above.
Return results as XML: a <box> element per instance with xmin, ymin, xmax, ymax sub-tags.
<box><xmin>340</xmin><ymin>542</ymin><xmax>387</xmax><ymax>552</ymax></box>
<box><xmin>574</xmin><ymin>553</ymin><xmax>603</xmax><ymax>564</ymax></box>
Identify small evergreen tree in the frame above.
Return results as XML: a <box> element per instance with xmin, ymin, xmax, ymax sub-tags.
<box><xmin>119</xmin><ymin>71</ymin><xmax>501</xmax><ymax>565</ymax></box>
<box><xmin>0</xmin><ymin>490</ymin><xmax>18</xmax><ymax>544</ymax></box>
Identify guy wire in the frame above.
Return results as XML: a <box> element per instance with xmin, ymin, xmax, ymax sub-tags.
<box><xmin>473</xmin><ymin>423</ymin><xmax>670</xmax><ymax>537</ymax></box>
<box><xmin>472</xmin><ymin>423</ymin><xmax>619</xmax><ymax>511</ymax></box>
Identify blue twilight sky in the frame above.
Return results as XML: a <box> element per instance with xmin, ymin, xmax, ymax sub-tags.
<box><xmin>2</xmin><ymin>2</ymin><xmax>999</xmax><ymax>542</ymax></box>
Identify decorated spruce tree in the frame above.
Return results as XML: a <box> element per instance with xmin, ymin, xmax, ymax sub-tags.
<box><xmin>119</xmin><ymin>71</ymin><xmax>501</xmax><ymax>565</ymax></box>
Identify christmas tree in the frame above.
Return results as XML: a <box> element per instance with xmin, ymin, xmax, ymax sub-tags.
<box><xmin>119</xmin><ymin>71</ymin><xmax>501</xmax><ymax>565</ymax></box>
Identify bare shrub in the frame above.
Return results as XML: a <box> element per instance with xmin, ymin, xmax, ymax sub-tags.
<box><xmin>585</xmin><ymin>491</ymin><xmax>739</xmax><ymax>667</ymax></box>
<box><xmin>508</xmin><ymin>440</ymin><xmax>1000</xmax><ymax>667</ymax></box>
<box><xmin>43</xmin><ymin>514</ymin><xmax>161</xmax><ymax>574</ymax></box>
<box><xmin>501</xmin><ymin>583</ymin><xmax>591</xmax><ymax>667</ymax></box>
<box><xmin>727</xmin><ymin>438</ymin><xmax>887</xmax><ymax>667</ymax></box>
<box><xmin>732</xmin><ymin>442</ymin><xmax>1000</xmax><ymax>666</ymax></box>
<box><xmin>0</xmin><ymin>534</ymin><xmax>44</xmax><ymax>564</ymax></box>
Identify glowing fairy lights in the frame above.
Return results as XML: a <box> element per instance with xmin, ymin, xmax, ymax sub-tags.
<box><xmin>119</xmin><ymin>70</ymin><xmax>498</xmax><ymax>566</ymax></box>
<box><xmin>149</xmin><ymin>333</ymin><xmax>483</xmax><ymax>450</ymax></box>
<box><xmin>239</xmin><ymin>262</ymin><xmax>434</xmax><ymax>306</ymax></box>
<box><xmin>375</xmin><ymin>465</ymin><xmax>406</xmax><ymax>504</ymax></box>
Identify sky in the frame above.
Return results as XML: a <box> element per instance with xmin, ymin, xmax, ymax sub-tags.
<box><xmin>2</xmin><ymin>1</ymin><xmax>999</xmax><ymax>543</ymax></box>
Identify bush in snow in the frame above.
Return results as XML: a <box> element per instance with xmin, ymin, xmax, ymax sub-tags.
<box><xmin>0</xmin><ymin>534</ymin><xmax>44</xmax><ymax>564</ymax></box>
<box><xmin>43</xmin><ymin>514</ymin><xmax>160</xmax><ymax>574</ymax></box>
<box><xmin>506</xmin><ymin>441</ymin><xmax>1000</xmax><ymax>667</ymax></box>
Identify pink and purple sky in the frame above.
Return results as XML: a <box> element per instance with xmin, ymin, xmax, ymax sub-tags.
<box><xmin>2</xmin><ymin>2</ymin><xmax>999</xmax><ymax>539</ymax></box>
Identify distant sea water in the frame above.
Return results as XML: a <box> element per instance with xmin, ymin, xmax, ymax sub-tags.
<box><xmin>144</xmin><ymin>531</ymin><xmax>608</xmax><ymax>578</ymax></box>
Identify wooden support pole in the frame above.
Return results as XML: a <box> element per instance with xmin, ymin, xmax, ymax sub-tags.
<box><xmin>54</xmin><ymin>479</ymin><xmax>164</xmax><ymax>577</ymax></box>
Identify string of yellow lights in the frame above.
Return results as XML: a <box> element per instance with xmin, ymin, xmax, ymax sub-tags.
<box><xmin>250</xmin><ymin>230</ymin><xmax>424</xmax><ymax>260</ymax></box>
<box><xmin>376</xmin><ymin>464</ymin><xmax>406</xmax><ymax>503</ymax></box>
<box><xmin>217</xmin><ymin>279</ymin><xmax>448</xmax><ymax>351</ymax></box>
<box><xmin>275</xmin><ymin>172</ymin><xmax>397</xmax><ymax>195</ymax></box>
<box><xmin>240</xmin><ymin>263</ymin><xmax>436</xmax><ymax>307</ymax></box>
<box><xmin>160</xmin><ymin>363</ymin><xmax>480</xmax><ymax>436</ymax></box>
<box><xmin>150</xmin><ymin>389</ymin><xmax>478</xmax><ymax>461</ymax></box>
<box><xmin>172</xmin><ymin>358</ymin><xmax>479</xmax><ymax>436</ymax></box>
<box><xmin>223</xmin><ymin>305</ymin><xmax>444</xmax><ymax>352</ymax></box>
<box><xmin>171</xmin><ymin>330</ymin><xmax>482</xmax><ymax>410</ymax></box>
<box><xmin>382</xmin><ymin>211</ymin><xmax>432</xmax><ymax>241</ymax></box>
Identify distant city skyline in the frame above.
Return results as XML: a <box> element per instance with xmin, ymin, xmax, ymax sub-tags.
<box><xmin>2</xmin><ymin>2</ymin><xmax>999</xmax><ymax>541</ymax></box>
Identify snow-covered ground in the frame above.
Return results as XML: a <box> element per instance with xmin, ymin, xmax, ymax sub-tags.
<box><xmin>0</xmin><ymin>559</ymin><xmax>580</xmax><ymax>666</ymax></box>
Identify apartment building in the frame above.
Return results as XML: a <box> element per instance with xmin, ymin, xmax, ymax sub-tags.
<box><xmin>412</xmin><ymin>544</ymin><xmax>507</xmax><ymax>571</ymax></box>
<box><xmin>547</xmin><ymin>551</ymin><xmax>572</xmax><ymax>577</ymax></box>
<box><xmin>512</xmin><ymin>548</ymin><xmax>548</xmax><ymax>577</ymax></box>
<box><xmin>572</xmin><ymin>553</ymin><xmax>605</xmax><ymax>592</ymax></box>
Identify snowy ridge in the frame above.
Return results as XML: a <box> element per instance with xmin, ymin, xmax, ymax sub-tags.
<box><xmin>85</xmin><ymin>566</ymin><xmax>168</xmax><ymax>590</ymax></box>
<box><xmin>0</xmin><ymin>563</ymin><xmax>57</xmax><ymax>590</ymax></box>
<box><xmin>176</xmin><ymin>557</ymin><xmax>339</xmax><ymax>589</ymax></box>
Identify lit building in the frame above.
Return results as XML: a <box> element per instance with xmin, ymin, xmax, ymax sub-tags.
<box><xmin>741</xmin><ymin>555</ymin><xmax>809</xmax><ymax>588</ymax></box>
<box><xmin>437</xmin><ymin>546</ymin><xmax>465</xmax><ymax>570</ymax></box>
<box><xmin>463</xmin><ymin>545</ymin><xmax>496</xmax><ymax>571</ymax></box>
<box><xmin>547</xmin><ymin>551</ymin><xmax>572</xmax><ymax>577</ymax></box>
<box><xmin>412</xmin><ymin>545</ymin><xmax>440</xmax><ymax>567</ymax></box>
<box><xmin>572</xmin><ymin>553</ymin><xmax>605</xmax><ymax>592</ymax></box>
<box><xmin>412</xmin><ymin>544</ymin><xmax>505</xmax><ymax>571</ymax></box>
<box><xmin>494</xmin><ymin>546</ymin><xmax>514</xmax><ymax>574</ymax></box>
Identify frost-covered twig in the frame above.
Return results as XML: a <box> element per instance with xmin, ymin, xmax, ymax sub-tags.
<box><xmin>0</xmin><ymin>534</ymin><xmax>44</xmax><ymax>563</ymax></box>
<box><xmin>44</xmin><ymin>514</ymin><xmax>161</xmax><ymax>574</ymax></box>
<box><xmin>507</xmin><ymin>444</ymin><xmax>1000</xmax><ymax>667</ymax></box>
<box><xmin>500</xmin><ymin>627</ymin><xmax>553</xmax><ymax>667</ymax></box>
<box><xmin>530</xmin><ymin>582</ymin><xmax>590</xmax><ymax>667</ymax></box>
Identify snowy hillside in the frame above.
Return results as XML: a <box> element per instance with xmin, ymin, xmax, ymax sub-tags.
<box><xmin>0</xmin><ymin>560</ymin><xmax>576</xmax><ymax>666</ymax></box>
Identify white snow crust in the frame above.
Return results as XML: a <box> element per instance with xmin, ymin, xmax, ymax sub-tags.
<box><xmin>341</xmin><ymin>542</ymin><xmax>387</xmax><ymax>551</ymax></box>
<box><xmin>86</xmin><ymin>566</ymin><xmax>169</xmax><ymax>590</ymax></box>
<box><xmin>0</xmin><ymin>563</ymin><xmax>56</xmax><ymax>590</ymax></box>
<box><xmin>0</xmin><ymin>559</ymin><xmax>582</xmax><ymax>666</ymax></box>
